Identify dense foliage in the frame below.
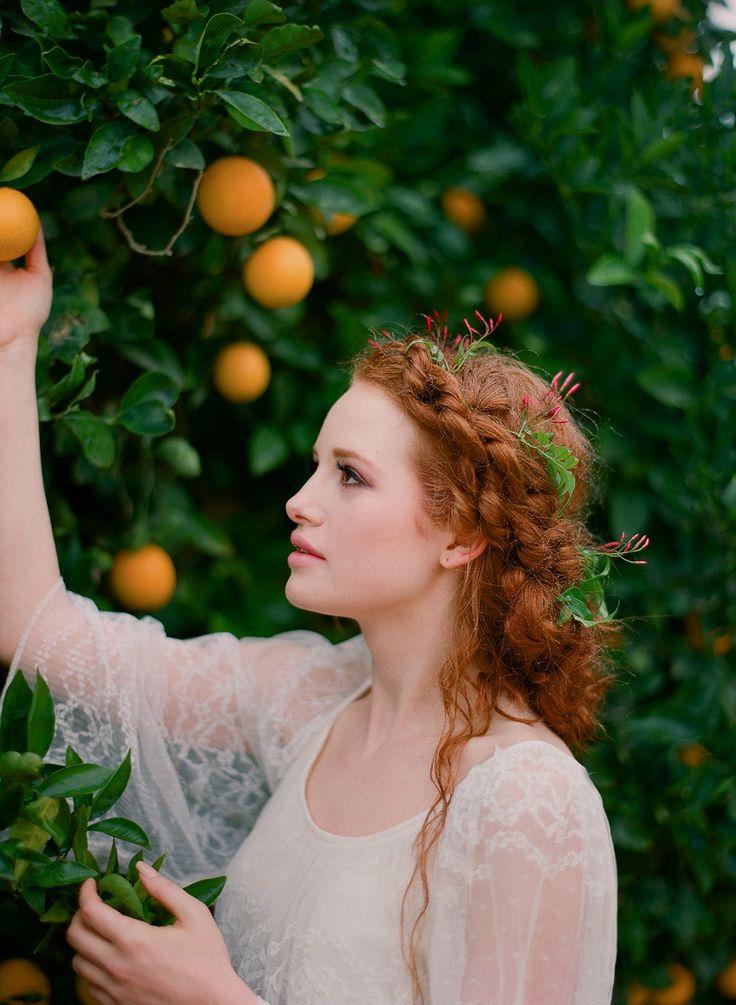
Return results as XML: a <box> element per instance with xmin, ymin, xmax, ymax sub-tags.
<box><xmin>1</xmin><ymin>0</ymin><xmax>734</xmax><ymax>1001</ymax></box>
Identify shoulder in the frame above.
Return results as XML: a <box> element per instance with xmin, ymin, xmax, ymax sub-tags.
<box><xmin>443</xmin><ymin>740</ymin><xmax>611</xmax><ymax>870</ymax></box>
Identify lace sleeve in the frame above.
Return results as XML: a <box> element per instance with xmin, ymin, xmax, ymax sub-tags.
<box><xmin>1</xmin><ymin>575</ymin><xmax>371</xmax><ymax>885</ymax></box>
<box><xmin>426</xmin><ymin>742</ymin><xmax>618</xmax><ymax>1005</ymax></box>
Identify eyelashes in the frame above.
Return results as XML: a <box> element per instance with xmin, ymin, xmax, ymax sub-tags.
<box><xmin>305</xmin><ymin>457</ymin><xmax>363</xmax><ymax>486</ymax></box>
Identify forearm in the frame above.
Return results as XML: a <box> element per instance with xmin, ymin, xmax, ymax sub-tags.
<box><xmin>0</xmin><ymin>338</ymin><xmax>62</xmax><ymax>665</ymax></box>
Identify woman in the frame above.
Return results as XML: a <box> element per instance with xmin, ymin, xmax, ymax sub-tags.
<box><xmin>0</xmin><ymin>226</ymin><xmax>619</xmax><ymax>1004</ymax></box>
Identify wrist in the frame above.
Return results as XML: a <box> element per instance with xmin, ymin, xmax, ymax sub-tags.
<box><xmin>0</xmin><ymin>337</ymin><xmax>38</xmax><ymax>365</ymax></box>
<box><xmin>219</xmin><ymin>968</ymin><xmax>260</xmax><ymax>1005</ymax></box>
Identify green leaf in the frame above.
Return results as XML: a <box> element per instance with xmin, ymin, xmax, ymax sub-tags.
<box><xmin>164</xmin><ymin>138</ymin><xmax>205</xmax><ymax>170</ymax></box>
<box><xmin>72</xmin><ymin>803</ymin><xmax>90</xmax><ymax>861</ymax></box>
<box><xmin>106</xmin><ymin>35</ymin><xmax>142</xmax><ymax>83</ymax></box>
<box><xmin>97</xmin><ymin>872</ymin><xmax>147</xmax><ymax>919</ymax></box>
<box><xmin>20</xmin><ymin>0</ymin><xmax>72</xmax><ymax>39</ymax></box>
<box><xmin>640</xmin><ymin>132</ymin><xmax>687</xmax><ymax>164</ymax></box>
<box><xmin>624</xmin><ymin>185</ymin><xmax>655</xmax><ymax>269</ymax></box>
<box><xmin>45</xmin><ymin>352</ymin><xmax>95</xmax><ymax>407</ymax></box>
<box><xmin>61</xmin><ymin>412</ymin><xmax>116</xmax><ymax>469</ymax></box>
<box><xmin>296</xmin><ymin>177</ymin><xmax>373</xmax><ymax>216</ymax></box>
<box><xmin>40</xmin><ymin>900</ymin><xmax>75</xmax><ymax>922</ymax></box>
<box><xmin>162</xmin><ymin>0</ymin><xmax>201</xmax><ymax>26</ymax></box>
<box><xmin>40</xmin><ymin>45</ymin><xmax>107</xmax><ymax>88</ymax></box>
<box><xmin>0</xmin><ymin>146</ymin><xmax>40</xmax><ymax>182</ymax></box>
<box><xmin>117</xmin><ymin>340</ymin><xmax>184</xmax><ymax>386</ymax></box>
<box><xmin>118</xmin><ymin>133</ymin><xmax>155</xmax><ymax>173</ymax></box>
<box><xmin>260</xmin><ymin>24</ymin><xmax>323</xmax><ymax>60</ymax></box>
<box><xmin>81</xmin><ymin>122</ymin><xmax>130</xmax><ymax>180</ymax></box>
<box><xmin>88</xmin><ymin>816</ymin><xmax>151</xmax><ymax>848</ymax></box>
<box><xmin>586</xmin><ymin>254</ymin><xmax>638</xmax><ymax>286</ymax></box>
<box><xmin>157</xmin><ymin>436</ymin><xmax>202</xmax><ymax>476</ymax></box>
<box><xmin>194</xmin><ymin>13</ymin><xmax>243</xmax><ymax>76</ymax></box>
<box><xmin>636</xmin><ymin>366</ymin><xmax>694</xmax><ymax>408</ymax></box>
<box><xmin>645</xmin><ymin>270</ymin><xmax>684</xmax><ymax>312</ymax></box>
<box><xmin>116</xmin><ymin>371</ymin><xmax>179</xmax><ymax>437</ymax></box>
<box><xmin>4</xmin><ymin>75</ymin><xmax>87</xmax><ymax>125</ymax></box>
<box><xmin>26</xmin><ymin>859</ymin><xmax>98</xmax><ymax>887</ymax></box>
<box><xmin>0</xmin><ymin>784</ymin><xmax>25</xmax><ymax>830</ymax></box>
<box><xmin>113</xmin><ymin>89</ymin><xmax>161</xmax><ymax>131</ymax></box>
<box><xmin>343</xmin><ymin>81</ymin><xmax>385</xmax><ymax>127</ymax></box>
<box><xmin>214</xmin><ymin>88</ymin><xmax>289</xmax><ymax>136</ymax></box>
<box><xmin>184</xmin><ymin>874</ymin><xmax>227</xmax><ymax>907</ymax></box>
<box><xmin>26</xmin><ymin>674</ymin><xmax>55</xmax><ymax>759</ymax></box>
<box><xmin>38</xmin><ymin>763</ymin><xmax>114</xmax><ymax>798</ymax></box>
<box><xmin>249</xmin><ymin>425</ymin><xmax>289</xmax><ymax>476</ymax></box>
<box><xmin>89</xmin><ymin>750</ymin><xmax>132</xmax><ymax>820</ymax></box>
<box><xmin>0</xmin><ymin>670</ymin><xmax>34</xmax><ymax>754</ymax></box>
<box><xmin>667</xmin><ymin>243</ymin><xmax>723</xmax><ymax>280</ymax></box>
<box><xmin>241</xmin><ymin>0</ymin><xmax>285</xmax><ymax>29</ymax></box>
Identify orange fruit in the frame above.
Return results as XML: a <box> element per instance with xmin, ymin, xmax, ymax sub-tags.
<box><xmin>324</xmin><ymin>211</ymin><xmax>357</xmax><ymax>236</ymax></box>
<box><xmin>213</xmin><ymin>342</ymin><xmax>271</xmax><ymax>402</ymax></box>
<box><xmin>678</xmin><ymin>742</ymin><xmax>710</xmax><ymax>767</ymax></box>
<box><xmin>109</xmin><ymin>543</ymin><xmax>177</xmax><ymax>611</ymax></box>
<box><xmin>196</xmin><ymin>156</ymin><xmax>275</xmax><ymax>236</ymax></box>
<box><xmin>441</xmin><ymin>187</ymin><xmax>487</xmax><ymax>233</ymax></box>
<box><xmin>627</xmin><ymin>0</ymin><xmax>688</xmax><ymax>22</ymax></box>
<box><xmin>304</xmin><ymin>170</ymin><xmax>357</xmax><ymax>236</ymax></box>
<box><xmin>683</xmin><ymin>610</ymin><xmax>703</xmax><ymax>649</ymax></box>
<box><xmin>653</xmin><ymin>27</ymin><xmax>696</xmax><ymax>52</ymax></box>
<box><xmin>712</xmin><ymin>633</ymin><xmax>732</xmax><ymax>656</ymax></box>
<box><xmin>628</xmin><ymin>983</ymin><xmax>652</xmax><ymax>1005</ymax></box>
<box><xmin>715</xmin><ymin>957</ymin><xmax>736</xmax><ymax>998</ymax></box>
<box><xmin>242</xmin><ymin>235</ymin><xmax>314</xmax><ymax>308</ymax></box>
<box><xmin>306</xmin><ymin>205</ymin><xmax>357</xmax><ymax>235</ymax></box>
<box><xmin>484</xmin><ymin>266</ymin><xmax>540</xmax><ymax>322</ymax></box>
<box><xmin>0</xmin><ymin>957</ymin><xmax>51</xmax><ymax>1005</ymax></box>
<box><xmin>649</xmin><ymin>963</ymin><xmax>696</xmax><ymax>1005</ymax></box>
<box><xmin>0</xmin><ymin>187</ymin><xmax>40</xmax><ymax>262</ymax></box>
<box><xmin>75</xmin><ymin>972</ymin><xmax>106</xmax><ymax>1005</ymax></box>
<box><xmin>666</xmin><ymin>52</ymin><xmax>704</xmax><ymax>96</ymax></box>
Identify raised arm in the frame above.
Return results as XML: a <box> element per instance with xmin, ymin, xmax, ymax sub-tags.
<box><xmin>0</xmin><ymin>226</ymin><xmax>372</xmax><ymax>881</ymax></box>
<box><xmin>0</xmin><ymin>223</ymin><xmax>61</xmax><ymax>667</ymax></box>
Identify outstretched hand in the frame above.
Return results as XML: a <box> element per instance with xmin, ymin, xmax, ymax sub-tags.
<box><xmin>66</xmin><ymin>862</ymin><xmax>251</xmax><ymax>1005</ymax></box>
<box><xmin>0</xmin><ymin>222</ymin><xmax>53</xmax><ymax>349</ymax></box>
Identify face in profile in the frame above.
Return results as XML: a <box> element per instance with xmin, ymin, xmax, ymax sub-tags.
<box><xmin>284</xmin><ymin>379</ymin><xmax>452</xmax><ymax>626</ymax></box>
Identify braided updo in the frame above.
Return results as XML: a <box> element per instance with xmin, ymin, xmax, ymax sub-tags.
<box><xmin>347</xmin><ymin>330</ymin><xmax>621</xmax><ymax>1005</ymax></box>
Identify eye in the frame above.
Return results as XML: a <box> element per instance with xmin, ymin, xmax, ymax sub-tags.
<box><xmin>306</xmin><ymin>456</ymin><xmax>363</xmax><ymax>486</ymax></box>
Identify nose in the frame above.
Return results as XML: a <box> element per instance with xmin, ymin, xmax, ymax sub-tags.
<box><xmin>286</xmin><ymin>481</ymin><xmax>320</xmax><ymax>527</ymax></box>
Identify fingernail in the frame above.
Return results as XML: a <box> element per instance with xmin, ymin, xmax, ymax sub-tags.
<box><xmin>137</xmin><ymin>861</ymin><xmax>155</xmax><ymax>877</ymax></box>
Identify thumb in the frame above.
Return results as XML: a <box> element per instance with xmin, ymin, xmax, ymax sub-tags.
<box><xmin>135</xmin><ymin>862</ymin><xmax>195</xmax><ymax>924</ymax></box>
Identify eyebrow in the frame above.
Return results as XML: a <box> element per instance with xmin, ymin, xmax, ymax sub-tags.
<box><xmin>311</xmin><ymin>444</ymin><xmax>378</xmax><ymax>472</ymax></box>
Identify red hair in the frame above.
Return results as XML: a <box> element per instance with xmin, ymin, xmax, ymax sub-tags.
<box><xmin>346</xmin><ymin>331</ymin><xmax>621</xmax><ymax>1004</ymax></box>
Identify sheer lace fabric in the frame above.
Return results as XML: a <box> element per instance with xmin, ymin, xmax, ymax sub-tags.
<box><xmin>3</xmin><ymin>575</ymin><xmax>617</xmax><ymax>1004</ymax></box>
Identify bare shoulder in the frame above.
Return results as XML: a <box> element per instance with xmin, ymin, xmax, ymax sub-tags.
<box><xmin>459</xmin><ymin>701</ymin><xmax>577</xmax><ymax>783</ymax></box>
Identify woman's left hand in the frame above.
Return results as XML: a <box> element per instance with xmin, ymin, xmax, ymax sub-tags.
<box><xmin>66</xmin><ymin>862</ymin><xmax>247</xmax><ymax>1005</ymax></box>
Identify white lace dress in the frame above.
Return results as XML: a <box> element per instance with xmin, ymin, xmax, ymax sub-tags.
<box><xmin>3</xmin><ymin>575</ymin><xmax>618</xmax><ymax>1005</ymax></box>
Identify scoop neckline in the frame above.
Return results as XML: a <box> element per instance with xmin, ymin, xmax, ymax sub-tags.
<box><xmin>299</xmin><ymin>680</ymin><xmax>584</xmax><ymax>845</ymax></box>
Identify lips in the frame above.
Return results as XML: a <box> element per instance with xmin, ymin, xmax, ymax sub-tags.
<box><xmin>290</xmin><ymin>533</ymin><xmax>325</xmax><ymax>558</ymax></box>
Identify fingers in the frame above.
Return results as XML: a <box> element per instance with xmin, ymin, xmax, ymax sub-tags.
<box><xmin>70</xmin><ymin>953</ymin><xmax>114</xmax><ymax>1005</ymax></box>
<box><xmin>73</xmin><ymin>878</ymin><xmax>136</xmax><ymax>943</ymax></box>
<box><xmin>25</xmin><ymin>220</ymin><xmax>50</xmax><ymax>274</ymax></box>
<box><xmin>67</xmin><ymin>919</ymin><xmax>112</xmax><ymax>964</ymax></box>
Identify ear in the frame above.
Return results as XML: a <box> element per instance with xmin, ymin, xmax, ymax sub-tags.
<box><xmin>442</xmin><ymin>537</ymin><xmax>487</xmax><ymax>569</ymax></box>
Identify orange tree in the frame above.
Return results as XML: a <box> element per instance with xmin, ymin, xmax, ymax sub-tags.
<box><xmin>0</xmin><ymin>1</ymin><xmax>735</xmax><ymax>1002</ymax></box>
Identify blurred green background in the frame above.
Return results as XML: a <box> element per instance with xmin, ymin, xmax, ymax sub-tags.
<box><xmin>0</xmin><ymin>0</ymin><xmax>735</xmax><ymax>1001</ymax></box>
